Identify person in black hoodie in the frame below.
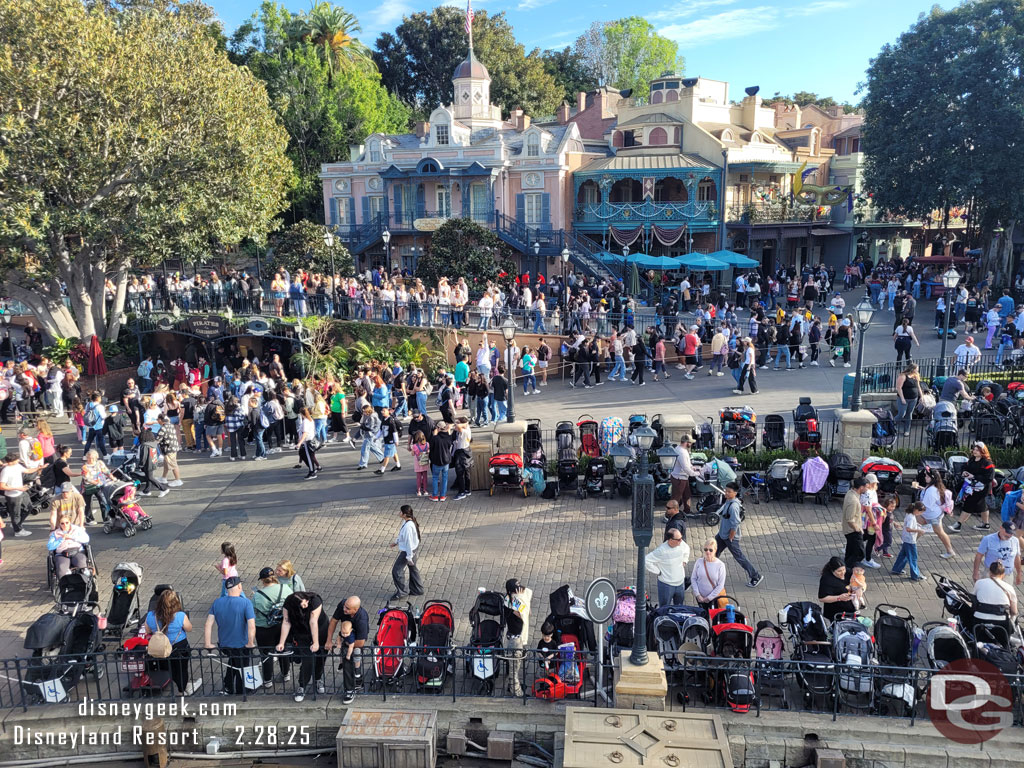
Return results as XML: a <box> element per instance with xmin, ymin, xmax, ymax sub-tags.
<box><xmin>135</xmin><ymin>429</ymin><xmax>169</xmax><ymax>497</ymax></box>
<box><xmin>376</xmin><ymin>406</ymin><xmax>402</xmax><ymax>474</ymax></box>
<box><xmin>103</xmin><ymin>405</ymin><xmax>132</xmax><ymax>451</ymax></box>
<box><xmin>407</xmin><ymin>411</ymin><xmax>434</xmax><ymax>448</ymax></box>
<box><xmin>630</xmin><ymin>337</ymin><xmax>647</xmax><ymax>386</ymax></box>
<box><xmin>437</xmin><ymin>376</ymin><xmax>456</xmax><ymax>425</ymax></box>
<box><xmin>428</xmin><ymin>422</ymin><xmax>455</xmax><ymax>501</ymax></box>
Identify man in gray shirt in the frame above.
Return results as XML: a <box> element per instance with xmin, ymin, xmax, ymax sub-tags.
<box><xmin>714</xmin><ymin>482</ymin><xmax>763</xmax><ymax>589</ymax></box>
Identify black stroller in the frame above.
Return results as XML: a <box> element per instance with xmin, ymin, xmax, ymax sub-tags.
<box><xmin>761</xmin><ymin>414</ymin><xmax>786</xmax><ymax>450</ymax></box>
<box><xmin>869</xmin><ymin>408</ymin><xmax>897</xmax><ymax>449</ymax></box>
<box><xmin>579</xmin><ymin>456</ymin><xmax>608</xmax><ymax>499</ymax></box>
<box><xmin>720</xmin><ymin>407</ymin><xmax>757</xmax><ymax>453</ymax></box>
<box><xmin>21</xmin><ymin>610</ymin><xmax>105</xmax><ymax>703</ymax></box>
<box><xmin>556</xmin><ymin>420</ymin><xmax>578</xmax><ymax>492</ymax></box>
<box><xmin>525</xmin><ymin>418</ymin><xmax>544</xmax><ymax>466</ymax></box>
<box><xmin>782</xmin><ymin>601</ymin><xmax>834</xmax><ymax>708</ymax></box>
<box><xmin>467</xmin><ymin>590</ymin><xmax>506</xmax><ymax>695</ymax></box>
<box><xmin>105</xmin><ymin>562</ymin><xmax>144</xmax><ymax>641</ymax></box>
<box><xmin>873</xmin><ymin>605</ymin><xmax>917</xmax><ymax>715</ymax></box>
<box><xmin>695</xmin><ymin>418</ymin><xmax>715</xmax><ymax>452</ymax></box>
<box><xmin>826</xmin><ymin>452</ymin><xmax>858</xmax><ymax>497</ymax></box>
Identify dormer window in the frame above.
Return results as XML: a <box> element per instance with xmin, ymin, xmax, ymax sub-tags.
<box><xmin>527</xmin><ymin>134</ymin><xmax>540</xmax><ymax>157</ymax></box>
<box><xmin>721</xmin><ymin>129</ymin><xmax>734</xmax><ymax>142</ymax></box>
<box><xmin>436</xmin><ymin>124</ymin><xmax>450</xmax><ymax>145</ymax></box>
<box><xmin>369</xmin><ymin>142</ymin><xmax>381</xmax><ymax>163</ymax></box>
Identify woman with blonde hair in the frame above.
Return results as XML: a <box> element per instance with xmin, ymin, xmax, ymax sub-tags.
<box><xmin>276</xmin><ymin>559</ymin><xmax>306</xmax><ymax>592</ymax></box>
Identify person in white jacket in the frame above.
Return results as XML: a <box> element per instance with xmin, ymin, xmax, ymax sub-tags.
<box><xmin>646</xmin><ymin>529</ymin><xmax>690</xmax><ymax>606</ymax></box>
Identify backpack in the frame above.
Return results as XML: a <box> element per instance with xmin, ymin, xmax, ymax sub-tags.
<box><xmin>256</xmin><ymin>585</ymin><xmax>287</xmax><ymax>626</ymax></box>
<box><xmin>728</xmin><ymin>350</ymin><xmax>741</xmax><ymax>370</ymax></box>
<box><xmin>722</xmin><ymin>498</ymin><xmax>745</xmax><ymax>523</ymax></box>
<box><xmin>260</xmin><ymin>402</ymin><xmax>275</xmax><ymax>428</ymax></box>
<box><xmin>84</xmin><ymin>403</ymin><xmax>100</xmax><ymax>427</ymax></box>
<box><xmin>147</xmin><ymin>623</ymin><xmax>173</xmax><ymax>659</ymax></box>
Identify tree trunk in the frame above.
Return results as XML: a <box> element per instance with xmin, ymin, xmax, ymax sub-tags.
<box><xmin>983</xmin><ymin>219</ymin><xmax>1016</xmax><ymax>284</ymax></box>
<box><xmin>3</xmin><ymin>282</ymin><xmax>80</xmax><ymax>339</ymax></box>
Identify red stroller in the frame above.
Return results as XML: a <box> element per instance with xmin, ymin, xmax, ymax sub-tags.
<box><xmin>577</xmin><ymin>414</ymin><xmax>600</xmax><ymax>459</ymax></box>
<box><xmin>416</xmin><ymin>600</ymin><xmax>454</xmax><ymax>692</ymax></box>
<box><xmin>371</xmin><ymin>603</ymin><xmax>416</xmax><ymax>686</ymax></box>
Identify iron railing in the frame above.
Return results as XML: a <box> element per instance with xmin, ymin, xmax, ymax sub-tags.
<box><xmin>575</xmin><ymin>201</ymin><xmax>717</xmax><ymax>226</ymax></box>
<box><xmin>727</xmin><ymin>203</ymin><xmax>832</xmax><ymax>225</ymax></box>
<box><xmin>859</xmin><ymin>354</ymin><xmax>1019</xmax><ymax>394</ymax></box>
<box><xmin>0</xmin><ymin>646</ymin><xmax>606</xmax><ymax>711</ymax></box>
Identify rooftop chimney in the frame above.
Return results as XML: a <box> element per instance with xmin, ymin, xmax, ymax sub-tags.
<box><xmin>414</xmin><ymin>121</ymin><xmax>430</xmax><ymax>138</ymax></box>
<box><xmin>577</xmin><ymin>91</ymin><xmax>587</xmax><ymax>114</ymax></box>
<box><xmin>557</xmin><ymin>102</ymin><xmax>570</xmax><ymax>124</ymax></box>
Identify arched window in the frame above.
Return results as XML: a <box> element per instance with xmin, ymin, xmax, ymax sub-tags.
<box><xmin>648</xmin><ymin>127</ymin><xmax>668</xmax><ymax>145</ymax></box>
<box><xmin>749</xmin><ymin>132</ymin><xmax>761</xmax><ymax>144</ymax></box>
<box><xmin>651</xmin><ymin>91</ymin><xmax>663</xmax><ymax>104</ymax></box>
<box><xmin>527</xmin><ymin>133</ymin><xmax>540</xmax><ymax>157</ymax></box>
<box><xmin>612</xmin><ymin>131</ymin><xmax>623</xmax><ymax>148</ymax></box>
<box><xmin>665</xmin><ymin>90</ymin><xmax>679</xmax><ymax>102</ymax></box>
<box><xmin>721</xmin><ymin>129</ymin><xmax>734</xmax><ymax>142</ymax></box>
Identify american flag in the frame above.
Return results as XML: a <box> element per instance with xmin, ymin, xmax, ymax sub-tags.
<box><xmin>465</xmin><ymin>0</ymin><xmax>474</xmax><ymax>38</ymax></box>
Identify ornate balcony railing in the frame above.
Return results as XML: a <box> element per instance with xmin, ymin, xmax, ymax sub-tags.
<box><xmin>727</xmin><ymin>202</ymin><xmax>833</xmax><ymax>225</ymax></box>
<box><xmin>575</xmin><ymin>201</ymin><xmax>717</xmax><ymax>225</ymax></box>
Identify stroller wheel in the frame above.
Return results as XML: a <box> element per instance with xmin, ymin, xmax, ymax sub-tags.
<box><xmin>703</xmin><ymin>511</ymin><xmax>720</xmax><ymax>527</ymax></box>
<box><xmin>102</xmin><ymin>520</ymin><xmax>113</xmax><ymax>535</ymax></box>
<box><xmin>47</xmin><ymin>563</ymin><xmax>55</xmax><ymax>591</ymax></box>
<box><xmin>124</xmin><ymin>524</ymin><xmax>136</xmax><ymax>538</ymax></box>
<box><xmin>91</xmin><ymin>662</ymin><xmax>106</xmax><ymax>680</ymax></box>
<box><xmin>141</xmin><ymin>518</ymin><xmax>153</xmax><ymax>531</ymax></box>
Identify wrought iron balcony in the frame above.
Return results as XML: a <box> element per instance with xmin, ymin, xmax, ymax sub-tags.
<box><xmin>727</xmin><ymin>202</ymin><xmax>832</xmax><ymax>225</ymax></box>
<box><xmin>574</xmin><ymin>201</ymin><xmax>717</xmax><ymax>226</ymax></box>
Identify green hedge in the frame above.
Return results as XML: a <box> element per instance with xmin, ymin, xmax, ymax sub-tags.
<box><xmin>870</xmin><ymin>445</ymin><xmax>1024</xmax><ymax>470</ymax></box>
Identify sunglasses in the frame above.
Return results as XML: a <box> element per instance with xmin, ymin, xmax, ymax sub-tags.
<box><xmin>703</xmin><ymin>547</ymin><xmax>715</xmax><ymax>552</ymax></box>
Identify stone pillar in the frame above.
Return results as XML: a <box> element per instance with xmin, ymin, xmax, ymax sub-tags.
<box><xmin>838</xmin><ymin>408</ymin><xmax>878</xmax><ymax>462</ymax></box>
<box><xmin>613</xmin><ymin>653</ymin><xmax>668</xmax><ymax>710</ymax></box>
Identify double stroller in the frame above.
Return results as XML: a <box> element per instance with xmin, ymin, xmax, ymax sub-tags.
<box><xmin>21</xmin><ymin>610</ymin><xmax>105</xmax><ymax>703</ymax></box>
<box><xmin>720</xmin><ymin>407</ymin><xmax>757</xmax><ymax>453</ymax></box>
<box><xmin>928</xmin><ymin>401</ymin><xmax>959</xmax><ymax>451</ymax></box>
<box><xmin>556</xmin><ymin>421</ymin><xmax>578</xmax><ymax>492</ymax></box>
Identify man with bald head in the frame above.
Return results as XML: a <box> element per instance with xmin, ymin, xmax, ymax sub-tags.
<box><xmin>328</xmin><ymin>596</ymin><xmax>369</xmax><ymax>700</ymax></box>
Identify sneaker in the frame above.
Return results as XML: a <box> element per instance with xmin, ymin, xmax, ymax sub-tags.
<box><xmin>316</xmin><ymin>682</ymin><xmax>326</xmax><ymax>694</ymax></box>
<box><xmin>342</xmin><ymin>692</ymin><xmax>355</xmax><ymax>704</ymax></box>
<box><xmin>890</xmin><ymin>571</ymin><xmax>904</xmax><ymax>577</ymax></box>
<box><xmin>139</xmin><ymin>490</ymin><xmax>152</xmax><ymax>497</ymax></box>
<box><xmin>844</xmin><ymin>363</ymin><xmax>851</xmax><ymax>368</ymax></box>
<box><xmin>732</xmin><ymin>389</ymin><xmax>743</xmax><ymax>394</ymax></box>
<box><xmin>973</xmin><ymin>523</ymin><xmax>991</xmax><ymax>531</ymax></box>
<box><xmin>439</xmin><ymin>495</ymin><xmax>447</xmax><ymax>501</ymax></box>
<box><xmin>684</xmin><ymin>374</ymin><xmax>695</xmax><ymax>380</ymax></box>
<box><xmin>910</xmin><ymin>576</ymin><xmax>926</xmax><ymax>582</ymax></box>
<box><xmin>949</xmin><ymin>521</ymin><xmax>962</xmax><ymax>532</ymax></box>
<box><xmin>759</xmin><ymin>365</ymin><xmax>769</xmax><ymax>370</ymax></box>
<box><xmin>169</xmin><ymin>479</ymin><xmax>184</xmax><ymax>487</ymax></box>
<box><xmin>304</xmin><ymin>472</ymin><xmax>317</xmax><ymax>480</ymax></box>
<box><xmin>863</xmin><ymin>560</ymin><xmax>881</xmax><ymax>569</ymax></box>
<box><xmin>747</xmin><ymin>574</ymin><xmax>764</xmax><ymax>588</ymax></box>
<box><xmin>374</xmin><ymin>468</ymin><xmax>384</xmax><ymax>475</ymax></box>
<box><xmin>294</xmin><ymin>687</ymin><xmax>306</xmax><ymax>703</ymax></box>
<box><xmin>880</xmin><ymin>551</ymin><xmax>893</xmax><ymax>558</ymax></box>
<box><xmin>86</xmin><ymin>519</ymin><xmax>101</xmax><ymax>526</ymax></box>
<box><xmin>254</xmin><ymin>456</ymin><xmax>267</xmax><ymax>461</ymax></box>
<box><xmin>639</xmin><ymin>382</ymin><xmax>645</xmax><ymax>386</ymax></box>
<box><xmin>454</xmin><ymin>493</ymin><xmax>468</xmax><ymax>501</ymax></box>
<box><xmin>158</xmin><ymin>488</ymin><xmax>170</xmax><ymax>498</ymax></box>
<box><xmin>14</xmin><ymin>530</ymin><xmax>30</xmax><ymax>537</ymax></box>
<box><xmin>828</xmin><ymin>359</ymin><xmax>835</xmax><ymax>367</ymax></box>
<box><xmin>184</xmin><ymin>678</ymin><xmax>203</xmax><ymax>696</ymax></box>
<box><xmin>228</xmin><ymin>456</ymin><xmax>235</xmax><ymax>462</ymax></box>
<box><xmin>431</xmin><ymin>495</ymin><xmax>439</xmax><ymax>502</ymax></box>
<box><xmin>940</xmin><ymin>551</ymin><xmax>955</xmax><ymax>559</ymax></box>
<box><xmin>716</xmin><ymin>372</ymin><xmax>724</xmax><ymax>377</ymax></box>
<box><xmin>356</xmin><ymin>465</ymin><xmax>366</xmax><ymax>471</ymax></box>
<box><xmin>263</xmin><ymin>680</ymin><xmax>274</xmax><ymax>690</ymax></box>
<box><xmin>675</xmin><ymin>364</ymin><xmax>686</xmax><ymax>370</ymax></box>
<box><xmin>282</xmin><ymin>672</ymin><xmax>292</xmax><ymax>683</ymax></box>
<box><xmin>810</xmin><ymin>361</ymin><xmax>819</xmax><ymax>366</ymax></box>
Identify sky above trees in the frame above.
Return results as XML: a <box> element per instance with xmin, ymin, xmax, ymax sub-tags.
<box><xmin>206</xmin><ymin>0</ymin><xmax>938</xmax><ymax>104</ymax></box>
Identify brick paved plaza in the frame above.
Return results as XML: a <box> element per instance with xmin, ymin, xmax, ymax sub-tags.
<box><xmin>0</xmin><ymin>318</ymin><xmax>990</xmax><ymax>659</ymax></box>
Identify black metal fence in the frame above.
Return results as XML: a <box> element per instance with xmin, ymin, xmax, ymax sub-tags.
<box><xmin>0</xmin><ymin>646</ymin><xmax>606</xmax><ymax>712</ymax></box>
<box><xmin>670</xmin><ymin>653</ymin><xmax>1024</xmax><ymax>726</ymax></box>
<box><xmin>859</xmin><ymin>353</ymin><xmax>1024</xmax><ymax>394</ymax></box>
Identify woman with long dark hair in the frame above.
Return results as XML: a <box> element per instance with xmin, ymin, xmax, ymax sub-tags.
<box><xmin>920</xmin><ymin>468</ymin><xmax>956</xmax><ymax>559</ymax></box>
<box><xmin>389</xmin><ymin>505</ymin><xmax>423</xmax><ymax>599</ymax></box>
<box><xmin>296</xmin><ymin>406</ymin><xmax>321</xmax><ymax>480</ymax></box>
<box><xmin>951</xmin><ymin>441</ymin><xmax>996</xmax><ymax>532</ymax></box>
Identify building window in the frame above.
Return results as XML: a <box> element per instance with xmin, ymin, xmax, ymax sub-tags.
<box><xmin>623</xmin><ymin>130</ymin><xmax>637</xmax><ymax>147</ymax></box>
<box><xmin>436</xmin><ymin>124</ymin><xmax>449</xmax><ymax>145</ymax></box>
<box><xmin>648</xmin><ymin>127</ymin><xmax>668</xmax><ymax>145</ymax></box>
<box><xmin>697</xmin><ymin>178</ymin><xmax>716</xmax><ymax>202</ymax></box>
<box><xmin>524</xmin><ymin>192</ymin><xmax>543</xmax><ymax>224</ymax></box>
<box><xmin>436</xmin><ymin>187</ymin><xmax>451</xmax><ymax>217</ymax></box>
<box><xmin>337</xmin><ymin>198</ymin><xmax>351</xmax><ymax>225</ymax></box>
<box><xmin>471</xmin><ymin>183</ymin><xmax>488</xmax><ymax>222</ymax></box>
<box><xmin>369</xmin><ymin>196</ymin><xmax>384</xmax><ymax>220</ymax></box>
<box><xmin>527</xmin><ymin>134</ymin><xmax>540</xmax><ymax>157</ymax></box>
<box><xmin>369</xmin><ymin>144</ymin><xmax>381</xmax><ymax>163</ymax></box>
<box><xmin>851</xmin><ymin>138</ymin><xmax>860</xmax><ymax>152</ymax></box>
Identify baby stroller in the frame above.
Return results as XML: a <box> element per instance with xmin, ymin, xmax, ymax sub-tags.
<box><xmin>928</xmin><ymin>401</ymin><xmax>959</xmax><ymax>451</ymax></box>
<box><xmin>861</xmin><ymin>456</ymin><xmax>904</xmax><ymax>493</ymax></box>
<box><xmin>972</xmin><ymin>410</ymin><xmax>1005</xmax><ymax>446</ymax></box>
<box><xmin>103</xmin><ymin>483</ymin><xmax>153</xmax><ymax>538</ymax></box>
<box><xmin>104</xmin><ymin>562</ymin><xmax>144</xmax><ymax>641</ymax></box>
<box><xmin>752</xmin><ymin>621</ymin><xmax>788</xmax><ymax>708</ymax></box>
<box><xmin>792</xmin><ymin>397</ymin><xmax>822</xmax><ymax>454</ymax></box>
<box><xmin>416</xmin><ymin>600</ymin><xmax>454</xmax><ymax>692</ymax></box>
<box><xmin>801</xmin><ymin>455</ymin><xmax>830</xmax><ymax>505</ymax></box>
<box><xmin>916</xmin><ymin>455</ymin><xmax>947</xmax><ymax>488</ymax></box>
<box><xmin>782</xmin><ymin>601</ymin><xmax>834</xmax><ymax>707</ymax></box>
<box><xmin>766</xmin><ymin>458</ymin><xmax>800</xmax><ymax>501</ymax></box>
<box><xmin>833</xmin><ymin>618</ymin><xmax>876</xmax><ymax>710</ymax></box>
<box><xmin>932</xmin><ymin>573</ymin><xmax>975</xmax><ymax>629</ymax></box>
<box><xmin>827</xmin><ymin>452</ymin><xmax>858</xmax><ymax>497</ymax></box>
<box><xmin>869</xmin><ymin>408</ymin><xmax>897</xmax><ymax>449</ymax></box>
<box><xmin>607</xmin><ymin>588</ymin><xmax>638</xmax><ymax>657</ymax></box>
<box><xmin>761</xmin><ymin>414</ymin><xmax>786</xmax><ymax>451</ymax></box>
<box><xmin>535</xmin><ymin>585</ymin><xmax>596</xmax><ymax>699</ymax></box>
<box><xmin>579</xmin><ymin>456</ymin><xmax>608</xmax><ymax>499</ymax></box>
<box><xmin>873</xmin><ymin>605</ymin><xmax>917</xmax><ymax>715</ymax></box>
<box><xmin>55</xmin><ymin>568</ymin><xmax>100</xmax><ymax>612</ymax></box>
<box><xmin>488</xmin><ymin>453</ymin><xmax>526</xmax><ymax>497</ymax></box>
<box><xmin>695</xmin><ymin>418</ymin><xmax>715</xmax><ymax>452</ymax></box>
<box><xmin>921</xmin><ymin>621</ymin><xmax>970</xmax><ymax>670</ymax></box>
<box><xmin>690</xmin><ymin>457</ymin><xmax>736</xmax><ymax>526</ymax></box>
<box><xmin>648</xmin><ymin>605</ymin><xmax>709</xmax><ymax>696</ymax></box>
<box><xmin>627</xmin><ymin>413</ymin><xmax>648</xmax><ymax>440</ymax></box>
<box><xmin>468</xmin><ymin>590</ymin><xmax>506</xmax><ymax>695</ymax></box>
<box><xmin>599</xmin><ymin>416</ymin><xmax>625</xmax><ymax>455</ymax></box>
<box><xmin>21</xmin><ymin>610</ymin><xmax>104</xmax><ymax>703</ymax></box>
<box><xmin>577</xmin><ymin>415</ymin><xmax>600</xmax><ymax>459</ymax></box>
<box><xmin>371</xmin><ymin>602</ymin><xmax>417</xmax><ymax>687</ymax></box>
<box><xmin>707</xmin><ymin>601</ymin><xmax>756</xmax><ymax>713</ymax></box>
<box><xmin>610</xmin><ymin>444</ymin><xmax>636</xmax><ymax>498</ymax></box>
<box><xmin>720</xmin><ymin>406</ymin><xmax>757</xmax><ymax>453</ymax></box>
<box><xmin>556</xmin><ymin>421</ymin><xmax>579</xmax><ymax>492</ymax></box>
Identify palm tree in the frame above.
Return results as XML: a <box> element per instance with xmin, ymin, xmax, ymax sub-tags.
<box><xmin>292</xmin><ymin>2</ymin><xmax>373</xmax><ymax>86</ymax></box>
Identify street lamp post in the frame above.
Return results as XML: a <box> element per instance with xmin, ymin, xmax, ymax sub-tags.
<box><xmin>622</xmin><ymin>245</ymin><xmax>629</xmax><ymax>283</ymax></box>
<box><xmin>382</xmin><ymin>229</ymin><xmax>392</xmax><ymax>274</ymax></box>
<box><xmin>501</xmin><ymin>317</ymin><xmax>517</xmax><ymax>423</ymax></box>
<box><xmin>938</xmin><ymin>267</ymin><xmax>961</xmax><ymax>377</ymax></box>
<box><xmin>532</xmin><ymin>242</ymin><xmax>540</xmax><ymax>283</ymax></box>
<box><xmin>850</xmin><ymin>297</ymin><xmax>875</xmax><ymax>412</ymax></box>
<box><xmin>323</xmin><ymin>231</ymin><xmax>337</xmax><ymax>316</ymax></box>
<box><xmin>560</xmin><ymin>247</ymin><xmax>571</xmax><ymax>333</ymax></box>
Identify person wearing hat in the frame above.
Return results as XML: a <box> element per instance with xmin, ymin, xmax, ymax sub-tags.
<box><xmin>842</xmin><ymin>476</ymin><xmax>868</xmax><ymax>569</ymax></box>
<box><xmin>503</xmin><ymin>578</ymin><xmax>533</xmax><ymax>696</ymax></box>
<box><xmin>972</xmin><ymin>560</ymin><xmax>1018</xmax><ymax>641</ymax></box>
<box><xmin>669</xmin><ymin>436</ymin><xmax>697</xmax><ymax>514</ymax></box>
<box><xmin>252</xmin><ymin>567</ymin><xmax>294</xmax><ymax>689</ymax></box>
<box><xmin>50</xmin><ymin>481</ymin><xmax>86</xmax><ymax>530</ymax></box>
<box><xmin>953</xmin><ymin>335</ymin><xmax>981</xmax><ymax>372</ymax></box>
<box><xmin>204</xmin><ymin>575</ymin><xmax>256</xmax><ymax>695</ymax></box>
<box><xmin>973</xmin><ymin>521</ymin><xmax>1022</xmax><ymax>584</ymax></box>
<box><xmin>104</xmin><ymin>404</ymin><xmax>132</xmax><ymax>452</ymax></box>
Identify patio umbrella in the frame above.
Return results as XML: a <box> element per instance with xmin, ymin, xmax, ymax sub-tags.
<box><xmin>86</xmin><ymin>334</ymin><xmax>107</xmax><ymax>389</ymax></box>
<box><xmin>676</xmin><ymin>252</ymin><xmax>729</xmax><ymax>270</ymax></box>
<box><xmin>707</xmin><ymin>249</ymin><xmax>760</xmax><ymax>268</ymax></box>
<box><xmin>632</xmin><ymin>254</ymin><xmax>684</xmax><ymax>271</ymax></box>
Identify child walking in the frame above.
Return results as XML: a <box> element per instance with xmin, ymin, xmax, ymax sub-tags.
<box><xmin>216</xmin><ymin>542</ymin><xmax>239</xmax><ymax>596</ymax></box>
<box><xmin>891</xmin><ymin>501</ymin><xmax>928</xmax><ymax>582</ymax></box>
<box><xmin>410</xmin><ymin>430</ymin><xmax>430</xmax><ymax>497</ymax></box>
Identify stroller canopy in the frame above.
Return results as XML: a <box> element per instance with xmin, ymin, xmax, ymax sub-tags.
<box><xmin>111</xmin><ymin>562</ymin><xmax>144</xmax><ymax>584</ymax></box>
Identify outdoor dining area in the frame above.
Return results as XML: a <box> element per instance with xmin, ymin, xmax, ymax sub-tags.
<box><xmin>594</xmin><ymin>248</ymin><xmax>760</xmax><ymax>289</ymax></box>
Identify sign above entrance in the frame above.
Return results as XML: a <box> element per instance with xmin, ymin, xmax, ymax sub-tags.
<box><xmin>188</xmin><ymin>317</ymin><xmax>226</xmax><ymax>340</ymax></box>
<box><xmin>414</xmin><ymin>217</ymin><xmax>447</xmax><ymax>232</ymax></box>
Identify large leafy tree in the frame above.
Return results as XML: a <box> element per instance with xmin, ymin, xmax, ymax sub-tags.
<box><xmin>289</xmin><ymin>1</ymin><xmax>372</xmax><ymax>88</ymax></box>
<box><xmin>267</xmin><ymin>220</ymin><xmax>353</xmax><ymax>276</ymax></box>
<box><xmin>573</xmin><ymin>18</ymin><xmax>684</xmax><ymax>97</ymax></box>
<box><xmin>417</xmin><ymin>219</ymin><xmax>515</xmax><ymax>289</ymax></box>
<box><xmin>542</xmin><ymin>47</ymin><xmax>598</xmax><ymax>106</ymax></box>
<box><xmin>373</xmin><ymin>7</ymin><xmax>561</xmax><ymax>118</ymax></box>
<box><xmin>230</xmin><ymin>2</ymin><xmax>410</xmax><ymax>224</ymax></box>
<box><xmin>861</xmin><ymin>0</ymin><xmax>1024</xmax><ymax>276</ymax></box>
<box><xmin>0</xmin><ymin>0</ymin><xmax>292</xmax><ymax>341</ymax></box>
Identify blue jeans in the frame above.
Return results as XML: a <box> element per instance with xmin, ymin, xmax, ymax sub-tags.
<box><xmin>476</xmin><ymin>396</ymin><xmax>489</xmax><ymax>424</ymax></box>
<box><xmin>609</xmin><ymin>356</ymin><xmax>626</xmax><ymax>380</ymax></box>
<box><xmin>83</xmin><ymin>427</ymin><xmax>107</xmax><ymax>457</ymax></box>
<box><xmin>394</xmin><ymin>398</ymin><xmax>408</xmax><ymax>419</ymax></box>
<box><xmin>478</xmin><ymin>315</ymin><xmax>489</xmax><ymax>330</ymax></box>
<box><xmin>891</xmin><ymin>543</ymin><xmax>921</xmax><ymax>579</ymax></box>
<box><xmin>416</xmin><ymin>391</ymin><xmax>428</xmax><ymax>415</ymax></box>
<box><xmin>732</xmin><ymin>367</ymin><xmax>742</xmax><ymax>385</ymax></box>
<box><xmin>774</xmin><ymin>345</ymin><xmax>791</xmax><ymax>369</ymax></box>
<box><xmin>360</xmin><ymin>437</ymin><xmax>384</xmax><ymax>467</ymax></box>
<box><xmin>495</xmin><ymin>400</ymin><xmax>507</xmax><ymax>422</ymax></box>
<box><xmin>533</xmin><ymin>313</ymin><xmax>545</xmax><ymax>333</ymax></box>
<box><xmin>887</xmin><ymin>290</ymin><xmax>896</xmax><ymax>311</ymax></box>
<box><xmin>715</xmin><ymin>535</ymin><xmax>760</xmax><ymax>581</ymax></box>
<box><xmin>996</xmin><ymin>341</ymin><xmax>1010</xmax><ymax>364</ymax></box>
<box><xmin>523</xmin><ymin>374</ymin><xmax>537</xmax><ymax>393</ymax></box>
<box><xmin>487</xmin><ymin>394</ymin><xmax>496</xmax><ymax>421</ymax></box>
<box><xmin>431</xmin><ymin>463</ymin><xmax>449</xmax><ymax>498</ymax></box>
<box><xmin>656</xmin><ymin>580</ymin><xmax>687</xmax><ymax>607</ymax></box>
<box><xmin>254</xmin><ymin>428</ymin><xmax>267</xmax><ymax>458</ymax></box>
<box><xmin>314</xmin><ymin>418</ymin><xmax>328</xmax><ymax>442</ymax></box>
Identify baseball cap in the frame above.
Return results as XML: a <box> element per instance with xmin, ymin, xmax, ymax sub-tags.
<box><xmin>965</xmin><ymin>336</ymin><xmax>974</xmax><ymax>343</ymax></box>
<box><xmin>224</xmin><ymin>576</ymin><xmax>242</xmax><ymax>589</ymax></box>
<box><xmin>258</xmin><ymin>567</ymin><xmax>275</xmax><ymax>580</ymax></box>
<box><xmin>864</xmin><ymin>473</ymin><xmax>878</xmax><ymax>484</ymax></box>
<box><xmin>1002</xmin><ymin>521</ymin><xmax>1016</xmax><ymax>534</ymax></box>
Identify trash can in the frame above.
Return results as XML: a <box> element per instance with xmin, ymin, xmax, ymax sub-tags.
<box><xmin>492</xmin><ymin>420</ymin><xmax>527</xmax><ymax>457</ymax></box>
<box><xmin>843</xmin><ymin>372</ymin><xmax>856</xmax><ymax>409</ymax></box>
<box><xmin>659</xmin><ymin>414</ymin><xmax>696</xmax><ymax>445</ymax></box>
<box><xmin>470</xmin><ymin>441</ymin><xmax>492</xmax><ymax>492</ymax></box>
